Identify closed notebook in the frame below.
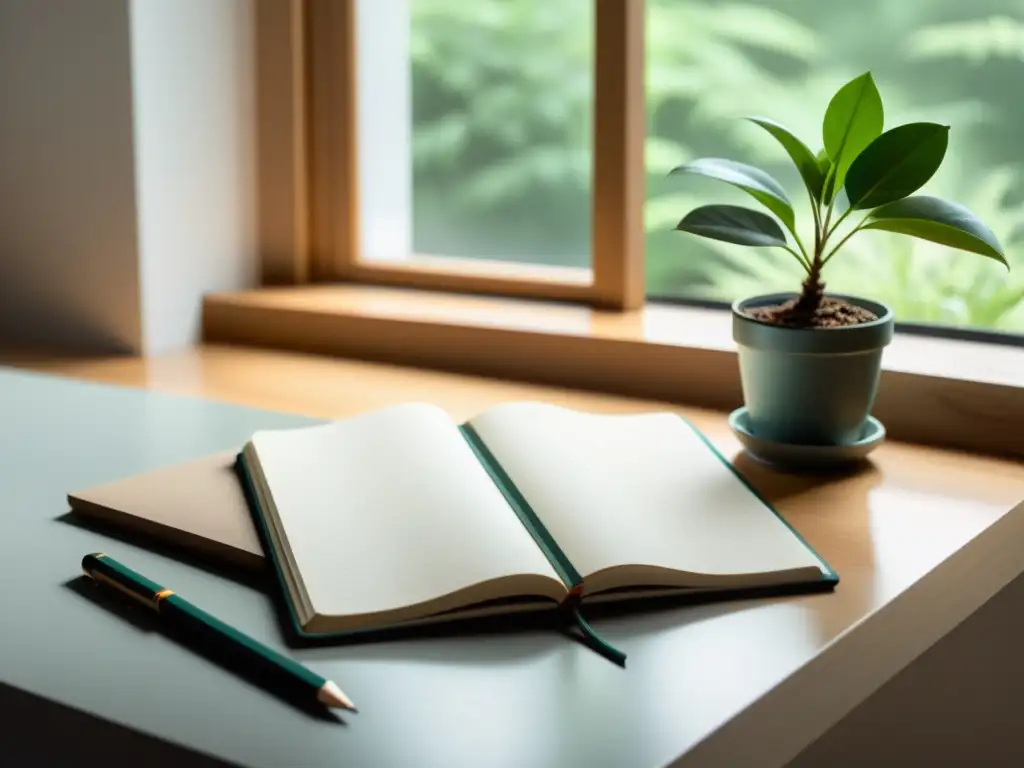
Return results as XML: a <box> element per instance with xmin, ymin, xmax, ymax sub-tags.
<box><xmin>68</xmin><ymin>452</ymin><xmax>264</xmax><ymax>571</ymax></box>
<box><xmin>236</xmin><ymin>402</ymin><xmax>837</xmax><ymax>644</ymax></box>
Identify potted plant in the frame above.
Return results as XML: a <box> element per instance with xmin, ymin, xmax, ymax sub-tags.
<box><xmin>672</xmin><ymin>71</ymin><xmax>1009</xmax><ymax>451</ymax></box>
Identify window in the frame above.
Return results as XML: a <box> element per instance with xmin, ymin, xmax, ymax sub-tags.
<box><xmin>409</xmin><ymin>0</ymin><xmax>593</xmax><ymax>270</ymax></box>
<box><xmin>293</xmin><ymin>0</ymin><xmax>1022</xmax><ymax>334</ymax></box>
<box><xmin>644</xmin><ymin>0</ymin><xmax>1024</xmax><ymax>334</ymax></box>
<box><xmin>212</xmin><ymin>0</ymin><xmax>1024</xmax><ymax>465</ymax></box>
<box><xmin>301</xmin><ymin>0</ymin><xmax>642</xmax><ymax>307</ymax></box>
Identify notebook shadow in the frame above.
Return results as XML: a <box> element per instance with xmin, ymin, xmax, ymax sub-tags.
<box><xmin>55</xmin><ymin>511</ymin><xmax>573</xmax><ymax>666</ymax></box>
<box><xmin>64</xmin><ymin>576</ymin><xmax>346</xmax><ymax>725</ymax></box>
<box><xmin>56</xmin><ymin>448</ymin><xmax>869</xmax><ymax>672</ymax></box>
<box><xmin>273</xmin><ymin>595</ymin><xmax>569</xmax><ymax>654</ymax></box>
<box><xmin>55</xmin><ymin>510</ymin><xmax>269</xmax><ymax>591</ymax></box>
<box><xmin>287</xmin><ymin>580</ymin><xmax>834</xmax><ymax>669</ymax></box>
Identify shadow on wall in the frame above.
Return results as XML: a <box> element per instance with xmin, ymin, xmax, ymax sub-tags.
<box><xmin>0</xmin><ymin>295</ymin><xmax>139</xmax><ymax>355</ymax></box>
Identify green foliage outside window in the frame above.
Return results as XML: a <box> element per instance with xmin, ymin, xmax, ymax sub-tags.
<box><xmin>410</xmin><ymin>0</ymin><xmax>1024</xmax><ymax>332</ymax></box>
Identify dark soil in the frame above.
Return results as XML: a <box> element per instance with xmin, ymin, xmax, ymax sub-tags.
<box><xmin>745</xmin><ymin>297</ymin><xmax>878</xmax><ymax>328</ymax></box>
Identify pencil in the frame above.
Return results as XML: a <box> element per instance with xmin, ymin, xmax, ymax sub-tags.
<box><xmin>81</xmin><ymin>552</ymin><xmax>356</xmax><ymax>712</ymax></box>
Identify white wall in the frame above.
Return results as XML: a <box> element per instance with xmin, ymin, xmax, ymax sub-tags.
<box><xmin>0</xmin><ymin>0</ymin><xmax>143</xmax><ymax>353</ymax></box>
<box><xmin>0</xmin><ymin>0</ymin><xmax>259</xmax><ymax>355</ymax></box>
<box><xmin>130</xmin><ymin>0</ymin><xmax>258</xmax><ymax>353</ymax></box>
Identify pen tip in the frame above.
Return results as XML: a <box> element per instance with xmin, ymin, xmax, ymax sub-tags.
<box><xmin>318</xmin><ymin>680</ymin><xmax>357</xmax><ymax>712</ymax></box>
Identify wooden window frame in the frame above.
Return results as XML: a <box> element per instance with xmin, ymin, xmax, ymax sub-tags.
<box><xmin>233</xmin><ymin>0</ymin><xmax>1024</xmax><ymax>463</ymax></box>
<box><xmin>259</xmin><ymin>0</ymin><xmax>645</xmax><ymax>309</ymax></box>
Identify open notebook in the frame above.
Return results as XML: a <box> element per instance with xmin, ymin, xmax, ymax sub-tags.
<box><xmin>237</xmin><ymin>402</ymin><xmax>837</xmax><ymax>656</ymax></box>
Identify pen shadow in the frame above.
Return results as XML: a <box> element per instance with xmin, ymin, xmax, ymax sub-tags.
<box><xmin>56</xmin><ymin>505</ymin><xmax>718</xmax><ymax>666</ymax></box>
<box><xmin>55</xmin><ymin>509</ymin><xmax>577</xmax><ymax>666</ymax></box>
<box><xmin>64</xmin><ymin>576</ymin><xmax>346</xmax><ymax>725</ymax></box>
<box><xmin>56</xmin><ymin>450</ymin><xmax>865</xmax><ymax>672</ymax></box>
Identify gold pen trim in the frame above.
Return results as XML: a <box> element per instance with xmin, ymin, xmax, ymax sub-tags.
<box><xmin>89</xmin><ymin>571</ymin><xmax>161</xmax><ymax>612</ymax></box>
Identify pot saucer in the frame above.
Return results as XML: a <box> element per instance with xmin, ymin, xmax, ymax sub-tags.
<box><xmin>728</xmin><ymin>407</ymin><xmax>885</xmax><ymax>474</ymax></box>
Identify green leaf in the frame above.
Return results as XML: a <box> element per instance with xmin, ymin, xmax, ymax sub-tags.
<box><xmin>845</xmin><ymin>123</ymin><xmax>949</xmax><ymax>209</ymax></box>
<box><xmin>670</xmin><ymin>158</ymin><xmax>794</xmax><ymax>230</ymax></box>
<box><xmin>822</xmin><ymin>72</ymin><xmax>884</xmax><ymax>193</ymax></box>
<box><xmin>745</xmin><ymin>117</ymin><xmax>824</xmax><ymax>202</ymax></box>
<box><xmin>675</xmin><ymin>204</ymin><xmax>789</xmax><ymax>247</ymax></box>
<box><xmin>815</xmin><ymin>148</ymin><xmax>831</xmax><ymax>175</ymax></box>
<box><xmin>834</xmin><ymin>186</ymin><xmax>851</xmax><ymax>215</ymax></box>
<box><xmin>863</xmin><ymin>195</ymin><xmax>1008</xmax><ymax>267</ymax></box>
<box><xmin>816</xmin><ymin>148</ymin><xmax>836</xmax><ymax>204</ymax></box>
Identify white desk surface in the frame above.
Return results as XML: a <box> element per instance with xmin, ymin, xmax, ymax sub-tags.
<box><xmin>2</xmin><ymin>348</ymin><xmax>1023</xmax><ymax>768</ymax></box>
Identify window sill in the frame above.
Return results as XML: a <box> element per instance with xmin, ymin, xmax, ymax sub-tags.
<box><xmin>203</xmin><ymin>284</ymin><xmax>1024</xmax><ymax>460</ymax></box>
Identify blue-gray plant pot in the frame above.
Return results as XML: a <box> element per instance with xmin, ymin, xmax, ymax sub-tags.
<box><xmin>732</xmin><ymin>293</ymin><xmax>895</xmax><ymax>446</ymax></box>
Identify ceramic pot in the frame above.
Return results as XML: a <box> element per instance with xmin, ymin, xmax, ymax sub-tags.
<box><xmin>732</xmin><ymin>293</ymin><xmax>894</xmax><ymax>446</ymax></box>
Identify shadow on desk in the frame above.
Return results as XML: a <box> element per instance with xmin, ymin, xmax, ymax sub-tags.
<box><xmin>731</xmin><ymin>451</ymin><xmax>882</xmax><ymax>506</ymax></box>
<box><xmin>58</xmin><ymin>504</ymin><xmax>786</xmax><ymax>661</ymax></box>
<box><xmin>59</xmin><ymin>456</ymin><xmax>855</xmax><ymax>668</ymax></box>
<box><xmin>0</xmin><ymin>680</ymin><xmax>234</xmax><ymax>768</ymax></box>
<box><xmin>65</xmin><ymin>577</ymin><xmax>347</xmax><ymax>724</ymax></box>
<box><xmin>55</xmin><ymin>511</ymin><xmax>268</xmax><ymax>591</ymax></box>
<box><xmin>66</xmin><ymin>554</ymin><xmax>832</xmax><ymax>677</ymax></box>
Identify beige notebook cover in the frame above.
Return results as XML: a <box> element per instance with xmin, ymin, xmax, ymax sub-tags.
<box><xmin>67</xmin><ymin>452</ymin><xmax>264</xmax><ymax>571</ymax></box>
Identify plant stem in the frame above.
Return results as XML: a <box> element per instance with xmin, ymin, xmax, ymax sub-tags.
<box><xmin>791</xmin><ymin>230</ymin><xmax>811</xmax><ymax>268</ymax></box>
<box><xmin>820</xmin><ymin>205</ymin><xmax>854</xmax><ymax>250</ymax></box>
<box><xmin>820</xmin><ymin>165</ymin><xmax>838</xmax><ymax>237</ymax></box>
<box><xmin>832</xmin><ymin>206</ymin><xmax>854</xmax><ymax>232</ymax></box>
<box><xmin>809</xmin><ymin>192</ymin><xmax>822</xmax><ymax>230</ymax></box>
<box><xmin>822</xmin><ymin>196</ymin><xmax>838</xmax><ymax>240</ymax></box>
<box><xmin>807</xmin><ymin>189</ymin><xmax>822</xmax><ymax>254</ymax></box>
<box><xmin>784</xmin><ymin>244</ymin><xmax>812</xmax><ymax>273</ymax></box>
<box><xmin>821</xmin><ymin>221</ymin><xmax>866</xmax><ymax>267</ymax></box>
<box><xmin>784</xmin><ymin>191</ymin><xmax>829</xmax><ymax>322</ymax></box>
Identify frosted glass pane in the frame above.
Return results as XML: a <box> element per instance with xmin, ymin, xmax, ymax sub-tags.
<box><xmin>408</xmin><ymin>0</ymin><xmax>593</xmax><ymax>268</ymax></box>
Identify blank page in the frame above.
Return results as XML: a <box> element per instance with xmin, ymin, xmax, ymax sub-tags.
<box><xmin>251</xmin><ymin>404</ymin><xmax>560</xmax><ymax>619</ymax></box>
<box><xmin>468</xmin><ymin>403</ymin><xmax>825</xmax><ymax>580</ymax></box>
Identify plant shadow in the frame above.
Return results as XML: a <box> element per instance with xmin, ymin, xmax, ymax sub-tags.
<box><xmin>731</xmin><ymin>449</ymin><xmax>883</xmax><ymax>505</ymax></box>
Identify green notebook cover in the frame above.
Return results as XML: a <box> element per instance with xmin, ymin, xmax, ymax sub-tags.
<box><xmin>235</xmin><ymin>415</ymin><xmax>838</xmax><ymax>655</ymax></box>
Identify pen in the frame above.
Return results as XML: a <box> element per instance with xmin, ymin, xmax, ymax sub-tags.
<box><xmin>81</xmin><ymin>552</ymin><xmax>356</xmax><ymax>712</ymax></box>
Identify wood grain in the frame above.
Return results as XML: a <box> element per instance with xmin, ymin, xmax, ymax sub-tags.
<box><xmin>202</xmin><ymin>284</ymin><xmax>1024</xmax><ymax>460</ymax></box>
<box><xmin>345</xmin><ymin>258</ymin><xmax>598</xmax><ymax>303</ymax></box>
<box><xmin>255</xmin><ymin>0</ymin><xmax>309</xmax><ymax>284</ymax></box>
<box><xmin>299</xmin><ymin>0</ymin><xmax>646</xmax><ymax>307</ymax></box>
<box><xmin>7</xmin><ymin>343</ymin><xmax>1024</xmax><ymax>575</ymax></box>
<box><xmin>306</xmin><ymin>0</ymin><xmax>356</xmax><ymax>281</ymax></box>
<box><xmin>592</xmin><ymin>0</ymin><xmax>646</xmax><ymax>310</ymax></box>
